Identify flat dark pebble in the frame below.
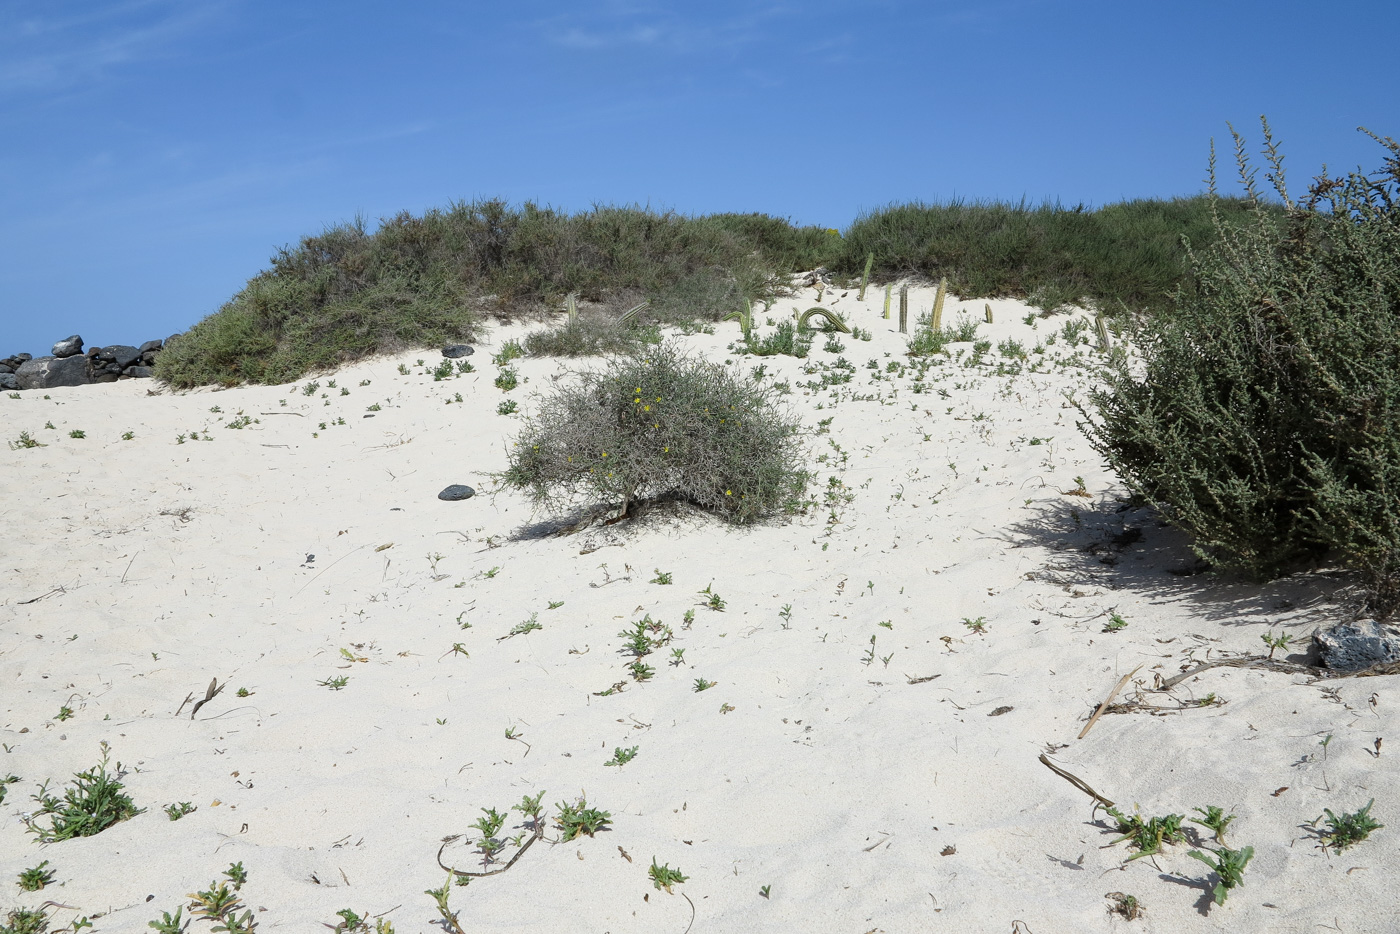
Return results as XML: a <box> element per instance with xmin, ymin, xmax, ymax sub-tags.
<box><xmin>442</xmin><ymin>344</ymin><xmax>474</xmax><ymax>358</ymax></box>
<box><xmin>438</xmin><ymin>484</ymin><xmax>476</xmax><ymax>501</ymax></box>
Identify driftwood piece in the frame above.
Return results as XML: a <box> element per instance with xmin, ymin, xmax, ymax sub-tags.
<box><xmin>1038</xmin><ymin>754</ymin><xmax>1115</xmax><ymax>807</ymax></box>
<box><xmin>1079</xmin><ymin>665</ymin><xmax>1142</xmax><ymax>739</ymax></box>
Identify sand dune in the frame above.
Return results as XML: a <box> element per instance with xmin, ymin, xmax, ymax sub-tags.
<box><xmin>2</xmin><ymin>284</ymin><xmax>1394</xmax><ymax>933</ymax></box>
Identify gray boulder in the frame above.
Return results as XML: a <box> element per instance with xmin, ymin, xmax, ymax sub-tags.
<box><xmin>442</xmin><ymin>344</ymin><xmax>474</xmax><ymax>359</ymax></box>
<box><xmin>0</xmin><ymin>373</ymin><xmax>17</xmax><ymax>391</ymax></box>
<box><xmin>16</xmin><ymin>354</ymin><xmax>91</xmax><ymax>389</ymax></box>
<box><xmin>52</xmin><ymin>335</ymin><xmax>84</xmax><ymax>358</ymax></box>
<box><xmin>96</xmin><ymin>345</ymin><xmax>141</xmax><ymax>370</ymax></box>
<box><xmin>0</xmin><ymin>364</ymin><xmax>12</xmax><ymax>374</ymax></box>
<box><xmin>122</xmin><ymin>365</ymin><xmax>154</xmax><ymax>379</ymax></box>
<box><xmin>1313</xmin><ymin>619</ymin><xmax>1400</xmax><ymax>672</ymax></box>
<box><xmin>438</xmin><ymin>484</ymin><xmax>476</xmax><ymax>501</ymax></box>
<box><xmin>138</xmin><ymin>339</ymin><xmax>163</xmax><ymax>354</ymax></box>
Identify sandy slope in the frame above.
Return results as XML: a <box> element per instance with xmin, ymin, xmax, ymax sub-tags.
<box><xmin>2</xmin><ymin>285</ymin><xmax>1395</xmax><ymax>934</ymax></box>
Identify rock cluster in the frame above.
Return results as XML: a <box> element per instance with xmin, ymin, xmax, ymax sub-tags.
<box><xmin>1</xmin><ymin>334</ymin><xmax>174</xmax><ymax>391</ymax></box>
<box><xmin>1312</xmin><ymin>619</ymin><xmax>1400</xmax><ymax>672</ymax></box>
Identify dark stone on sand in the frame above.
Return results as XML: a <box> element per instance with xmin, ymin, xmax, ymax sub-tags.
<box><xmin>139</xmin><ymin>339</ymin><xmax>163</xmax><ymax>354</ymax></box>
<box><xmin>1313</xmin><ymin>619</ymin><xmax>1400</xmax><ymax>672</ymax></box>
<box><xmin>442</xmin><ymin>344</ymin><xmax>474</xmax><ymax>358</ymax></box>
<box><xmin>0</xmin><ymin>373</ymin><xmax>17</xmax><ymax>391</ymax></box>
<box><xmin>438</xmin><ymin>484</ymin><xmax>476</xmax><ymax>501</ymax></box>
<box><xmin>122</xmin><ymin>365</ymin><xmax>154</xmax><ymax>378</ymax></box>
<box><xmin>16</xmin><ymin>354</ymin><xmax>91</xmax><ymax>389</ymax></box>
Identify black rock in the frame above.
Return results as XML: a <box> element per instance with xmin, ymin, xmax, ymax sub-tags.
<box><xmin>0</xmin><ymin>373</ymin><xmax>17</xmax><ymax>391</ymax></box>
<box><xmin>52</xmin><ymin>335</ymin><xmax>84</xmax><ymax>358</ymax></box>
<box><xmin>138</xmin><ymin>339</ymin><xmax>163</xmax><ymax>354</ymax></box>
<box><xmin>442</xmin><ymin>344</ymin><xmax>474</xmax><ymax>359</ymax></box>
<box><xmin>122</xmin><ymin>365</ymin><xmax>154</xmax><ymax>378</ymax></box>
<box><xmin>438</xmin><ymin>484</ymin><xmax>476</xmax><ymax>501</ymax></box>
<box><xmin>16</xmin><ymin>354</ymin><xmax>91</xmax><ymax>389</ymax></box>
<box><xmin>1313</xmin><ymin>619</ymin><xmax>1400</xmax><ymax>672</ymax></box>
<box><xmin>15</xmin><ymin>353</ymin><xmax>32</xmax><ymax>364</ymax></box>
<box><xmin>0</xmin><ymin>364</ymin><xmax>11</xmax><ymax>374</ymax></box>
<box><xmin>97</xmin><ymin>345</ymin><xmax>141</xmax><ymax>369</ymax></box>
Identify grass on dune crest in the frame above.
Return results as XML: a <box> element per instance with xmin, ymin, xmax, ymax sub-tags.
<box><xmin>831</xmin><ymin>195</ymin><xmax>1275</xmax><ymax>314</ymax></box>
<box><xmin>156</xmin><ymin>203</ymin><xmax>834</xmax><ymax>388</ymax></box>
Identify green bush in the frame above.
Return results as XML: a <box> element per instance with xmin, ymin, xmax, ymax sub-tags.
<box><xmin>832</xmin><ymin>195</ymin><xmax>1271</xmax><ymax>314</ymax></box>
<box><xmin>523</xmin><ymin>313</ymin><xmax>661</xmax><ymax>357</ymax></box>
<box><xmin>1082</xmin><ymin>121</ymin><xmax>1400</xmax><ymax>613</ymax></box>
<box><xmin>502</xmin><ymin>342</ymin><xmax>808</xmax><ymax>522</ymax></box>
<box><xmin>157</xmin><ymin>203</ymin><xmax>831</xmax><ymax>388</ymax></box>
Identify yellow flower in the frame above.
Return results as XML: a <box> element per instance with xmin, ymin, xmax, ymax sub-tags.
<box><xmin>643</xmin><ymin>405</ymin><xmax>650</xmax><ymax>412</ymax></box>
<box><xmin>601</xmin><ymin>451</ymin><xmax>608</xmax><ymax>457</ymax></box>
<box><xmin>725</xmin><ymin>490</ymin><xmax>732</xmax><ymax>496</ymax></box>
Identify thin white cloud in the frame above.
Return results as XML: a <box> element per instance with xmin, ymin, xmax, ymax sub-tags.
<box><xmin>538</xmin><ymin>3</ymin><xmax>794</xmax><ymax>56</ymax></box>
<box><xmin>0</xmin><ymin>0</ymin><xmax>228</xmax><ymax>96</ymax></box>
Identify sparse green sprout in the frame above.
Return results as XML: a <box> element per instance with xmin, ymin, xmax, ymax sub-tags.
<box><xmin>605</xmin><ymin>746</ymin><xmax>638</xmax><ymax>768</ymax></box>
<box><xmin>0</xmin><ymin>775</ymin><xmax>20</xmax><ymax>806</ymax></box>
<box><xmin>648</xmin><ymin>859</ymin><xmax>688</xmax><ymax>893</ymax></box>
<box><xmin>302</xmin><ymin>381</ymin><xmax>320</xmax><ymax>396</ymax></box>
<box><xmin>367</xmin><ymin>403</ymin><xmax>381</xmax><ymax>411</ymax></box>
<box><xmin>1106</xmin><ymin>892</ymin><xmax>1141</xmax><ymax>920</ymax></box>
<box><xmin>223</xmin><ymin>862</ymin><xmax>247</xmax><ymax>889</ymax></box>
<box><xmin>1318</xmin><ymin>799</ymin><xmax>1383</xmax><ymax>852</ymax></box>
<box><xmin>778</xmin><ymin>604</ymin><xmax>793</xmax><ymax>626</ymax></box>
<box><xmin>497</xmin><ymin>399</ymin><xmax>518</xmax><ymax>415</ymax></box>
<box><xmin>236</xmin><ymin>687</ymin><xmax>250</xmax><ymax>697</ymax></box>
<box><xmin>962</xmin><ymin>616</ymin><xmax>988</xmax><ymax>634</ymax></box>
<box><xmin>2</xmin><ymin>908</ymin><xmax>49</xmax><ymax>934</ymax></box>
<box><xmin>693</xmin><ymin>678</ymin><xmax>716</xmax><ymax>692</ymax></box>
<box><xmin>331</xmin><ymin>908</ymin><xmax>367</xmax><ymax>932</ymax></box>
<box><xmin>424</xmin><ymin>875</ymin><xmax>463</xmax><ymax>934</ymax></box>
<box><xmin>547</xmin><ymin>600</ymin><xmax>564</xmax><ymax>609</ymax></box>
<box><xmin>1191</xmin><ymin>805</ymin><xmax>1236</xmax><ymax>843</ymax></box>
<box><xmin>628</xmin><ymin>660</ymin><xmax>655</xmax><ymax>682</ymax></box>
<box><xmin>494</xmin><ymin>367</ymin><xmax>519</xmax><ymax>391</ymax></box>
<box><xmin>318</xmin><ymin>675</ymin><xmax>349</xmax><ymax>690</ymax></box>
<box><xmin>669</xmin><ymin>648</ymin><xmax>685</xmax><ymax>666</ymax></box>
<box><xmin>650</xmin><ymin>569</ymin><xmax>673</xmax><ymax>585</ymax></box>
<box><xmin>1103</xmin><ymin>612</ymin><xmax>1128</xmax><ymax>632</ymax></box>
<box><xmin>1102</xmin><ymin>806</ymin><xmax>1186</xmax><ymax>861</ymax></box>
<box><xmin>1261</xmin><ymin>631</ymin><xmax>1292</xmax><ymax>658</ymax></box>
<box><xmin>26</xmin><ymin>745</ymin><xmax>141</xmax><ymax>842</ymax></box>
<box><xmin>482</xmin><ymin>566</ymin><xmax>501</xmax><ymax>579</ymax></box>
<box><xmin>340</xmin><ymin>387</ymin><xmax>349</xmax><ymax>396</ymax></box>
<box><xmin>17</xmin><ymin>861</ymin><xmax>55</xmax><ymax>892</ymax></box>
<box><xmin>398</xmin><ymin>363</ymin><xmax>410</xmax><ymax>375</ymax></box>
<box><xmin>513</xmin><ymin>790</ymin><xmax>546</xmax><ymax>828</ymax></box>
<box><xmin>10</xmin><ymin>431</ymin><xmax>44</xmax><ymax>449</ymax></box>
<box><xmin>148</xmin><ymin>906</ymin><xmax>190</xmax><ymax>934</ymax></box>
<box><xmin>122</xmin><ymin>431</ymin><xmax>135</xmax><ymax>440</ymax></box>
<box><xmin>164</xmin><ymin>801</ymin><xmax>197</xmax><ymax>821</ymax></box>
<box><xmin>700</xmin><ymin>583</ymin><xmax>726</xmax><ymax>611</ymax></box>
<box><xmin>506</xmin><ymin>613</ymin><xmax>542</xmax><ymax>638</ymax></box>
<box><xmin>448</xmin><ymin>643</ymin><xmax>468</xmax><ymax>658</ymax></box>
<box><xmin>555</xmin><ymin>796</ymin><xmax>611</xmax><ymax>840</ymax></box>
<box><xmin>55</xmin><ymin>706</ymin><xmax>73</xmax><ymax>722</ymax></box>
<box><xmin>1188</xmin><ymin>845</ymin><xmax>1254</xmax><ymax>905</ymax></box>
<box><xmin>682</xmin><ymin>609</ymin><xmax>695</xmax><ymax>627</ymax></box>
<box><xmin>759</xmin><ymin>884</ymin><xmax>771</xmax><ymax>899</ymax></box>
<box><xmin>187</xmin><ymin>879</ymin><xmax>240</xmax><ymax>922</ymax></box>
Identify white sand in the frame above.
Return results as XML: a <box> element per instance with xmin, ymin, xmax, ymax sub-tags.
<box><xmin>2</xmin><ymin>285</ymin><xmax>1395</xmax><ymax>932</ymax></box>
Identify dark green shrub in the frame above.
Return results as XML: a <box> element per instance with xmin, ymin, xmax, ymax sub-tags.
<box><xmin>1082</xmin><ymin>121</ymin><xmax>1400</xmax><ymax>613</ymax></box>
<box><xmin>502</xmin><ymin>342</ymin><xmax>809</xmax><ymax>522</ymax></box>
<box><xmin>832</xmin><ymin>195</ymin><xmax>1270</xmax><ymax>314</ymax></box>
<box><xmin>157</xmin><ymin>203</ymin><xmax>831</xmax><ymax>388</ymax></box>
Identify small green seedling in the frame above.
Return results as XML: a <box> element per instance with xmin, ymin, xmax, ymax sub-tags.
<box><xmin>26</xmin><ymin>745</ymin><xmax>141</xmax><ymax>842</ymax></box>
<box><xmin>122</xmin><ymin>431</ymin><xmax>135</xmax><ymax>440</ymax></box>
<box><xmin>1102</xmin><ymin>806</ymin><xmax>1186</xmax><ymax>861</ymax></box>
<box><xmin>17</xmin><ymin>861</ymin><xmax>55</xmax><ymax>892</ymax></box>
<box><xmin>505</xmin><ymin>614</ymin><xmax>542</xmax><ymax>638</ymax></box>
<box><xmin>628</xmin><ymin>661</ymin><xmax>655</xmax><ymax>682</ymax></box>
<box><xmin>165</xmin><ymin>801</ymin><xmax>197</xmax><ymax>821</ymax></box>
<box><xmin>962</xmin><ymin>616</ymin><xmax>987</xmax><ymax>634</ymax></box>
<box><xmin>1261</xmin><ymin>631</ymin><xmax>1292</xmax><ymax>658</ymax></box>
<box><xmin>148</xmin><ymin>906</ymin><xmax>189</xmax><ymax>934</ymax></box>
<box><xmin>331</xmin><ymin>908</ymin><xmax>369</xmax><ymax>932</ymax></box>
<box><xmin>648</xmin><ymin>859</ymin><xmax>688</xmax><ymax>893</ymax></box>
<box><xmin>605</xmin><ymin>746</ymin><xmax>638</xmax><ymax>768</ymax></box>
<box><xmin>693</xmin><ymin>678</ymin><xmax>716</xmax><ymax>692</ymax></box>
<box><xmin>496</xmin><ymin>400</ymin><xmax>518</xmax><ymax>415</ymax></box>
<box><xmin>778</xmin><ymin>604</ymin><xmax>793</xmax><ymax>627</ymax></box>
<box><xmin>1103</xmin><ymin>612</ymin><xmax>1128</xmax><ymax>632</ymax></box>
<box><xmin>68</xmin><ymin>429</ymin><xmax>85</xmax><ymax>439</ymax></box>
<box><xmin>682</xmin><ymin>609</ymin><xmax>695</xmax><ymax>627</ymax></box>
<box><xmin>669</xmin><ymin>648</ymin><xmax>685</xmax><ymax>666</ymax></box>
<box><xmin>2</xmin><ymin>908</ymin><xmax>50</xmax><ymax>934</ymax></box>
<box><xmin>650</xmin><ymin>569</ymin><xmax>673</xmax><ymax>585</ymax></box>
<box><xmin>699</xmin><ymin>583</ymin><xmax>726</xmax><ymax>611</ymax></box>
<box><xmin>424</xmin><ymin>875</ymin><xmax>464</xmax><ymax>934</ymax></box>
<box><xmin>0</xmin><ymin>775</ymin><xmax>20</xmax><ymax>805</ymax></box>
<box><xmin>547</xmin><ymin>600</ymin><xmax>565</xmax><ymax>609</ymax></box>
<box><xmin>223</xmin><ymin>862</ymin><xmax>247</xmax><ymax>889</ymax></box>
<box><xmin>555</xmin><ymin>797</ymin><xmax>611</xmax><ymax>840</ymax></box>
<box><xmin>1106</xmin><ymin>892</ymin><xmax>1142</xmax><ymax>920</ymax></box>
<box><xmin>513</xmin><ymin>790</ymin><xmax>546</xmax><ymax>829</ymax></box>
<box><xmin>1191</xmin><ymin>805</ymin><xmax>1236</xmax><ymax>843</ymax></box>
<box><xmin>759</xmin><ymin>884</ymin><xmax>771</xmax><ymax>899</ymax></box>
<box><xmin>236</xmin><ymin>687</ymin><xmax>251</xmax><ymax>697</ymax></box>
<box><xmin>1188</xmin><ymin>845</ymin><xmax>1253</xmax><ymax>905</ymax></box>
<box><xmin>55</xmin><ymin>706</ymin><xmax>73</xmax><ymax>722</ymax></box>
<box><xmin>1318</xmin><ymin>799</ymin><xmax>1383</xmax><ymax>852</ymax></box>
<box><xmin>318</xmin><ymin>675</ymin><xmax>349</xmax><ymax>690</ymax></box>
<box><xmin>482</xmin><ymin>566</ymin><xmax>501</xmax><ymax>579</ymax></box>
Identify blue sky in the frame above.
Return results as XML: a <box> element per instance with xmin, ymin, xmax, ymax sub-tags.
<box><xmin>2</xmin><ymin>0</ymin><xmax>1397</xmax><ymax>357</ymax></box>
